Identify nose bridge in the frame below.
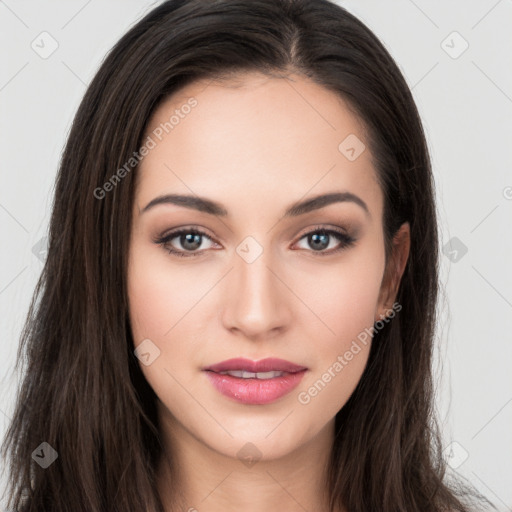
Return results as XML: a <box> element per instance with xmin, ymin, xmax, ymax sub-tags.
<box><xmin>222</xmin><ymin>237</ymin><xmax>289</xmax><ymax>336</ymax></box>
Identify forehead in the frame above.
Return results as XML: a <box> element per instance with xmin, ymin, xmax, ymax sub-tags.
<box><xmin>135</xmin><ymin>72</ymin><xmax>382</xmax><ymax>221</ymax></box>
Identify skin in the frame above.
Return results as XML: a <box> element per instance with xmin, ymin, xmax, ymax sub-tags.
<box><xmin>127</xmin><ymin>71</ymin><xmax>410</xmax><ymax>512</ymax></box>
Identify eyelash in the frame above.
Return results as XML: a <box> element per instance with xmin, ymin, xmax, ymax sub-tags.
<box><xmin>154</xmin><ymin>224</ymin><xmax>356</xmax><ymax>259</ymax></box>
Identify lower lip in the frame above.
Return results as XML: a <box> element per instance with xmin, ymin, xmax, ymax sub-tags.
<box><xmin>204</xmin><ymin>370</ymin><xmax>307</xmax><ymax>405</ymax></box>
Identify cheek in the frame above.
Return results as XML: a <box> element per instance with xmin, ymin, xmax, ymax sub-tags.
<box><xmin>127</xmin><ymin>248</ymin><xmax>205</xmax><ymax>423</ymax></box>
<box><xmin>293</xmin><ymin>247</ymin><xmax>384</xmax><ymax>414</ymax></box>
<box><xmin>127</xmin><ymin>244</ymin><xmax>209</xmax><ymax>342</ymax></box>
<box><xmin>127</xmin><ymin>245</ymin><xmax>194</xmax><ymax>378</ymax></box>
<box><xmin>295</xmin><ymin>246</ymin><xmax>384</xmax><ymax>345</ymax></box>
<box><xmin>127</xmin><ymin>243</ymin><xmax>225</xmax><ymax>399</ymax></box>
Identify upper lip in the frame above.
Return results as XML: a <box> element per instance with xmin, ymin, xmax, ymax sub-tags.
<box><xmin>203</xmin><ymin>358</ymin><xmax>307</xmax><ymax>373</ymax></box>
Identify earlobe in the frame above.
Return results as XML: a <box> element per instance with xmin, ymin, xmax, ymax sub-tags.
<box><xmin>376</xmin><ymin>222</ymin><xmax>411</xmax><ymax>321</ymax></box>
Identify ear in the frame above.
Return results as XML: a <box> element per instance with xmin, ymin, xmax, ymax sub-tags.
<box><xmin>375</xmin><ymin>222</ymin><xmax>410</xmax><ymax>321</ymax></box>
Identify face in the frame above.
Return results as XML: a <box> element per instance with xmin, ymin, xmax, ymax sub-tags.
<box><xmin>127</xmin><ymin>71</ymin><xmax>408</xmax><ymax>463</ymax></box>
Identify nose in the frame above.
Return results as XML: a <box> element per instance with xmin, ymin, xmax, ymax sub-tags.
<box><xmin>221</xmin><ymin>244</ymin><xmax>292</xmax><ymax>341</ymax></box>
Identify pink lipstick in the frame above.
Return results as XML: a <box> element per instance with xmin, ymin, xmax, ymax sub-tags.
<box><xmin>203</xmin><ymin>357</ymin><xmax>307</xmax><ymax>405</ymax></box>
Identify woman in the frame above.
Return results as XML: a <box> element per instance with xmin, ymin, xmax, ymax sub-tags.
<box><xmin>1</xmin><ymin>0</ymin><xmax>490</xmax><ymax>511</ymax></box>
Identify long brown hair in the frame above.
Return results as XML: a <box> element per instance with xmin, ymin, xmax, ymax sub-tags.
<box><xmin>1</xmin><ymin>1</ymin><xmax>490</xmax><ymax>511</ymax></box>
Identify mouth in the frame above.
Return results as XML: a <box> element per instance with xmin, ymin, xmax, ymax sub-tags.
<box><xmin>202</xmin><ymin>358</ymin><xmax>308</xmax><ymax>405</ymax></box>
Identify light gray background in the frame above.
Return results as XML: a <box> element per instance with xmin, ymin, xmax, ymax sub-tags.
<box><xmin>1</xmin><ymin>0</ymin><xmax>511</xmax><ymax>510</ymax></box>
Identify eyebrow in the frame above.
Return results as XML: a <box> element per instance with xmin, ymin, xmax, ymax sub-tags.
<box><xmin>140</xmin><ymin>191</ymin><xmax>370</xmax><ymax>219</ymax></box>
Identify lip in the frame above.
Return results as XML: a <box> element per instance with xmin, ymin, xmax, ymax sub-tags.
<box><xmin>203</xmin><ymin>357</ymin><xmax>308</xmax><ymax>373</ymax></box>
<box><xmin>203</xmin><ymin>358</ymin><xmax>308</xmax><ymax>405</ymax></box>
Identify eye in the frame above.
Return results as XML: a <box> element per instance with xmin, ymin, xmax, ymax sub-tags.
<box><xmin>155</xmin><ymin>225</ymin><xmax>356</xmax><ymax>258</ymax></box>
<box><xmin>155</xmin><ymin>226</ymin><xmax>217</xmax><ymax>258</ymax></box>
<box><xmin>293</xmin><ymin>226</ymin><xmax>356</xmax><ymax>255</ymax></box>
